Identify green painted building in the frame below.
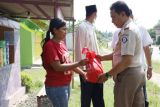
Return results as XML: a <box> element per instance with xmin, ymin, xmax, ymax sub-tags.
<box><xmin>20</xmin><ymin>24</ymin><xmax>43</xmax><ymax>68</ymax></box>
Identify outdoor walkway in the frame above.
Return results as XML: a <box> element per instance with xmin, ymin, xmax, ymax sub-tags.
<box><xmin>150</xmin><ymin>45</ymin><xmax>160</xmax><ymax>87</ymax></box>
<box><xmin>151</xmin><ymin>45</ymin><xmax>160</xmax><ymax>62</ymax></box>
<box><xmin>33</xmin><ymin>58</ymin><xmax>42</xmax><ymax>65</ymax></box>
<box><xmin>32</xmin><ymin>58</ymin><xmax>42</xmax><ymax>68</ymax></box>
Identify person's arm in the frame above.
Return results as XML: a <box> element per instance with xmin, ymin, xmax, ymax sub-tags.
<box><xmin>97</xmin><ymin>53</ymin><xmax>113</xmax><ymax>61</ymax></box>
<box><xmin>140</xmin><ymin>26</ymin><xmax>153</xmax><ymax>80</ymax></box>
<box><xmin>98</xmin><ymin>55</ymin><xmax>132</xmax><ymax>83</ymax></box>
<box><xmin>143</xmin><ymin>46</ymin><xmax>152</xmax><ymax>80</ymax></box>
<box><xmin>73</xmin><ymin>67</ymin><xmax>85</xmax><ymax>75</ymax></box>
<box><xmin>50</xmin><ymin>59</ymin><xmax>88</xmax><ymax>72</ymax></box>
<box><xmin>73</xmin><ymin>67</ymin><xmax>87</xmax><ymax>79</ymax></box>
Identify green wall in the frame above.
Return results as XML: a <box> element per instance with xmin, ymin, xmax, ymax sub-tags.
<box><xmin>20</xmin><ymin>26</ymin><xmax>34</xmax><ymax>68</ymax></box>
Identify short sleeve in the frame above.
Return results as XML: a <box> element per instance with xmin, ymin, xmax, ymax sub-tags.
<box><xmin>43</xmin><ymin>42</ymin><xmax>59</xmax><ymax>64</ymax></box>
<box><xmin>139</xmin><ymin>26</ymin><xmax>153</xmax><ymax>47</ymax></box>
<box><xmin>121</xmin><ymin>31</ymin><xmax>136</xmax><ymax>56</ymax></box>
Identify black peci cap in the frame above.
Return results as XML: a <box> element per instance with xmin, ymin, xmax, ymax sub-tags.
<box><xmin>85</xmin><ymin>5</ymin><xmax>97</xmax><ymax>17</ymax></box>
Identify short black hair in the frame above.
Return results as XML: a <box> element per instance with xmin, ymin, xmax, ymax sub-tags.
<box><xmin>129</xmin><ymin>9</ymin><xmax>133</xmax><ymax>16</ymax></box>
<box><xmin>110</xmin><ymin>1</ymin><xmax>130</xmax><ymax>16</ymax></box>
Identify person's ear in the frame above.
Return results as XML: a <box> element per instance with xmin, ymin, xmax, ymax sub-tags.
<box><xmin>121</xmin><ymin>11</ymin><xmax>126</xmax><ymax>17</ymax></box>
<box><xmin>53</xmin><ymin>28</ymin><xmax>57</xmax><ymax>33</ymax></box>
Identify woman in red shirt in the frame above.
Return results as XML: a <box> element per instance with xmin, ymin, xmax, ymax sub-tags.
<box><xmin>41</xmin><ymin>18</ymin><xmax>87</xmax><ymax>107</ymax></box>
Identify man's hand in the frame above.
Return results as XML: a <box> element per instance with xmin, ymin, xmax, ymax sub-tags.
<box><xmin>81</xmin><ymin>72</ymin><xmax>88</xmax><ymax>81</ymax></box>
<box><xmin>96</xmin><ymin>54</ymin><xmax>103</xmax><ymax>61</ymax></box>
<box><xmin>147</xmin><ymin>67</ymin><xmax>152</xmax><ymax>80</ymax></box>
<box><xmin>98</xmin><ymin>73</ymin><xmax>108</xmax><ymax>83</ymax></box>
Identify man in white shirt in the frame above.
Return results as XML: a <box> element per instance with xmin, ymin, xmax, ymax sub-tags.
<box><xmin>111</xmin><ymin>9</ymin><xmax>153</xmax><ymax>107</ymax></box>
<box><xmin>75</xmin><ymin>5</ymin><xmax>105</xmax><ymax>107</ymax></box>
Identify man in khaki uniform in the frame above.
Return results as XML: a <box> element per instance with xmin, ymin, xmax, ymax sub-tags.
<box><xmin>98</xmin><ymin>1</ymin><xmax>145</xmax><ymax>107</ymax></box>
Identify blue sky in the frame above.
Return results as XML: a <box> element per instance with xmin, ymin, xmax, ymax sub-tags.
<box><xmin>74</xmin><ymin>0</ymin><xmax>160</xmax><ymax>32</ymax></box>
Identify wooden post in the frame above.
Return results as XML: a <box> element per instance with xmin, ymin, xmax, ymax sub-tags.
<box><xmin>71</xmin><ymin>19</ymin><xmax>75</xmax><ymax>88</ymax></box>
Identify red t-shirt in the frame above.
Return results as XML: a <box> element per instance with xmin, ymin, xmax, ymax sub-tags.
<box><xmin>42</xmin><ymin>40</ymin><xmax>72</xmax><ymax>87</ymax></box>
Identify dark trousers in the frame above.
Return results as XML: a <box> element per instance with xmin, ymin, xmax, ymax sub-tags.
<box><xmin>143</xmin><ymin>82</ymin><xmax>149</xmax><ymax>107</ymax></box>
<box><xmin>80</xmin><ymin>76</ymin><xmax>105</xmax><ymax>107</ymax></box>
<box><xmin>143</xmin><ymin>68</ymin><xmax>149</xmax><ymax>107</ymax></box>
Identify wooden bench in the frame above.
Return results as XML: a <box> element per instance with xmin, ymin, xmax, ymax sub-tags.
<box><xmin>37</xmin><ymin>86</ymin><xmax>53</xmax><ymax>107</ymax></box>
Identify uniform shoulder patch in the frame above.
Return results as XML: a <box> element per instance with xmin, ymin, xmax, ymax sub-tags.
<box><xmin>121</xmin><ymin>35</ymin><xmax>128</xmax><ymax>44</ymax></box>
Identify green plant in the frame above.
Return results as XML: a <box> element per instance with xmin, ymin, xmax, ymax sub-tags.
<box><xmin>21</xmin><ymin>72</ymin><xmax>33</xmax><ymax>92</ymax></box>
<box><xmin>156</xmin><ymin>36</ymin><xmax>160</xmax><ymax>45</ymax></box>
<box><xmin>34</xmin><ymin>80</ymin><xmax>43</xmax><ymax>88</ymax></box>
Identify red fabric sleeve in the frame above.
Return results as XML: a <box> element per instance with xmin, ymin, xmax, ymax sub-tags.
<box><xmin>43</xmin><ymin>42</ymin><xmax>59</xmax><ymax>65</ymax></box>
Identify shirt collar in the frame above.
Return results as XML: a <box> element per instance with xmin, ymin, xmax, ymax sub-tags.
<box><xmin>85</xmin><ymin>20</ymin><xmax>93</xmax><ymax>26</ymax></box>
<box><xmin>120</xmin><ymin>18</ymin><xmax>132</xmax><ymax>33</ymax></box>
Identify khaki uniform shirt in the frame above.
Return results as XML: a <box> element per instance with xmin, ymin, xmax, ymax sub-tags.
<box><xmin>113</xmin><ymin>18</ymin><xmax>142</xmax><ymax>67</ymax></box>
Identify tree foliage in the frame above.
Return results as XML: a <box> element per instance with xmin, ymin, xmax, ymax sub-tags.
<box><xmin>67</xmin><ymin>20</ymin><xmax>82</xmax><ymax>33</ymax></box>
<box><xmin>67</xmin><ymin>20</ymin><xmax>112</xmax><ymax>48</ymax></box>
<box><xmin>148</xmin><ymin>28</ymin><xmax>156</xmax><ymax>39</ymax></box>
<box><xmin>156</xmin><ymin>36</ymin><xmax>160</xmax><ymax>45</ymax></box>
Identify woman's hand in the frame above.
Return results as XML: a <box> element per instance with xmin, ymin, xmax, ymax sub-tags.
<box><xmin>78</xmin><ymin>59</ymin><xmax>89</xmax><ymax>66</ymax></box>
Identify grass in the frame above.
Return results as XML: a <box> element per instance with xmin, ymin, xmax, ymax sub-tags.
<box><xmin>69</xmin><ymin>61</ymin><xmax>160</xmax><ymax>107</ymax></box>
<box><xmin>147</xmin><ymin>81</ymin><xmax>160</xmax><ymax>107</ymax></box>
<box><xmin>69</xmin><ymin>77</ymin><xmax>160</xmax><ymax>107</ymax></box>
<box><xmin>152</xmin><ymin>60</ymin><xmax>160</xmax><ymax>74</ymax></box>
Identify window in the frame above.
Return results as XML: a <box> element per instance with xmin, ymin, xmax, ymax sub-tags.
<box><xmin>0</xmin><ymin>26</ymin><xmax>14</xmax><ymax>67</ymax></box>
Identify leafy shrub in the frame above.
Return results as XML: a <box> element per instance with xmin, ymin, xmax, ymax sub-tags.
<box><xmin>35</xmin><ymin>80</ymin><xmax>43</xmax><ymax>88</ymax></box>
<box><xmin>21</xmin><ymin>72</ymin><xmax>33</xmax><ymax>92</ymax></box>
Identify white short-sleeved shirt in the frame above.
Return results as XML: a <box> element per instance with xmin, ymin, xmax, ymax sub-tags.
<box><xmin>138</xmin><ymin>25</ymin><xmax>153</xmax><ymax>68</ymax></box>
<box><xmin>112</xmin><ymin>24</ymin><xmax>153</xmax><ymax>68</ymax></box>
<box><xmin>75</xmin><ymin>20</ymin><xmax>99</xmax><ymax>62</ymax></box>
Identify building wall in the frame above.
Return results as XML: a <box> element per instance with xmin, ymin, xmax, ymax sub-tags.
<box><xmin>20</xmin><ymin>26</ymin><xmax>43</xmax><ymax>67</ymax></box>
<box><xmin>34</xmin><ymin>32</ymin><xmax>43</xmax><ymax>60</ymax></box>
<box><xmin>20</xmin><ymin>26</ymin><xmax>33</xmax><ymax>68</ymax></box>
<box><xmin>0</xmin><ymin>17</ymin><xmax>25</xmax><ymax>107</ymax></box>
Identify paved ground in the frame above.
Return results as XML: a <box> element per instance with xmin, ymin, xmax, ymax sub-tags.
<box><xmin>151</xmin><ymin>46</ymin><xmax>160</xmax><ymax>62</ymax></box>
<box><xmin>149</xmin><ymin>45</ymin><xmax>160</xmax><ymax>87</ymax></box>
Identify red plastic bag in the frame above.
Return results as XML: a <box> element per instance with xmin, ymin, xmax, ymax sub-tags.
<box><xmin>82</xmin><ymin>47</ymin><xmax>104</xmax><ymax>83</ymax></box>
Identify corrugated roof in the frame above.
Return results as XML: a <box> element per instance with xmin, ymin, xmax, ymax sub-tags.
<box><xmin>0</xmin><ymin>0</ymin><xmax>74</xmax><ymax>21</ymax></box>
